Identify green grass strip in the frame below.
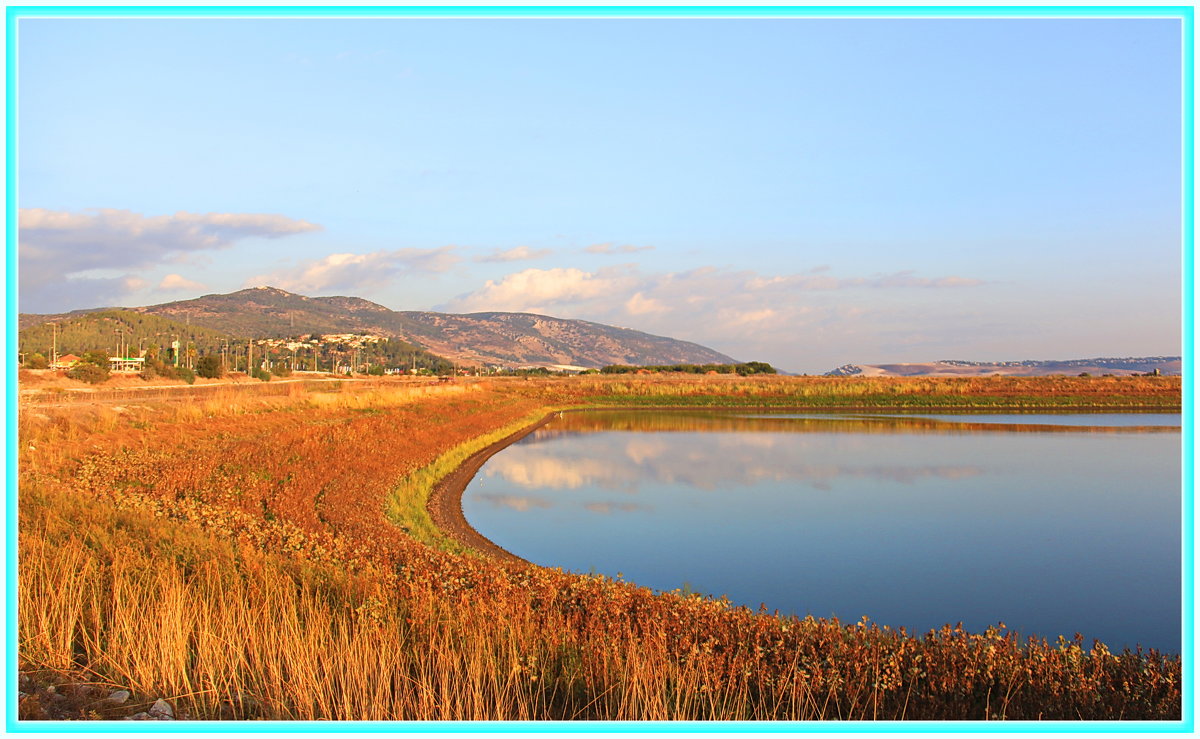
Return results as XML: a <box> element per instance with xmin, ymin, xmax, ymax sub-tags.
<box><xmin>384</xmin><ymin>408</ymin><xmax>561</xmax><ymax>553</ymax></box>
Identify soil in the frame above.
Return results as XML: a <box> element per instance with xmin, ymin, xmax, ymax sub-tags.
<box><xmin>425</xmin><ymin>412</ymin><xmax>559</xmax><ymax>564</ymax></box>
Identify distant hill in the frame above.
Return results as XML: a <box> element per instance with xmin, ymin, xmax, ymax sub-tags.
<box><xmin>825</xmin><ymin>357</ymin><xmax>1182</xmax><ymax>378</ymax></box>
<box><xmin>19</xmin><ymin>286</ymin><xmax>738</xmax><ymax>369</ymax></box>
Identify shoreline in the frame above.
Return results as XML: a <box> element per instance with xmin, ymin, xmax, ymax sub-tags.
<box><xmin>580</xmin><ymin>403</ymin><xmax>1182</xmax><ymax>412</ymax></box>
<box><xmin>424</xmin><ymin>403</ymin><xmax>1180</xmax><ymax>563</ymax></box>
<box><xmin>426</xmin><ymin>411</ymin><xmax>561</xmax><ymax>563</ymax></box>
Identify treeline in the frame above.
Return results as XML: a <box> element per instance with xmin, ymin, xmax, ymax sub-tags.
<box><xmin>318</xmin><ymin>337</ymin><xmax>454</xmax><ymax>376</ymax></box>
<box><xmin>19</xmin><ymin>309</ymin><xmax>456</xmax><ymax>378</ymax></box>
<box><xmin>19</xmin><ymin>310</ymin><xmax>231</xmax><ymax>357</ymax></box>
<box><xmin>600</xmin><ymin>361</ymin><xmax>776</xmax><ymax>376</ymax></box>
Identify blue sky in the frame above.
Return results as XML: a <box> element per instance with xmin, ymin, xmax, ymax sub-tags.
<box><xmin>16</xmin><ymin>14</ymin><xmax>1185</xmax><ymax>373</ymax></box>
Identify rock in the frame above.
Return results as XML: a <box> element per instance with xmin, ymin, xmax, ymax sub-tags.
<box><xmin>148</xmin><ymin>699</ymin><xmax>174</xmax><ymax>719</ymax></box>
<box><xmin>105</xmin><ymin>689</ymin><xmax>131</xmax><ymax>705</ymax></box>
<box><xmin>125</xmin><ymin>712</ymin><xmax>151</xmax><ymax>721</ymax></box>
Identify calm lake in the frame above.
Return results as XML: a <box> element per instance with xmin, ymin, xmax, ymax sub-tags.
<box><xmin>462</xmin><ymin>409</ymin><xmax>1182</xmax><ymax>653</ymax></box>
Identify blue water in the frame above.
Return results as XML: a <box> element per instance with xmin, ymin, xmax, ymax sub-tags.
<box><xmin>462</xmin><ymin>410</ymin><xmax>1182</xmax><ymax>653</ymax></box>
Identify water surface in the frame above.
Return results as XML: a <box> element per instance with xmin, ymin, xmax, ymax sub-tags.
<box><xmin>462</xmin><ymin>410</ymin><xmax>1182</xmax><ymax>652</ymax></box>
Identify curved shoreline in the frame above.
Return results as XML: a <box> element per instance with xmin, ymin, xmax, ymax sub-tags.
<box><xmin>426</xmin><ymin>411</ymin><xmax>561</xmax><ymax>564</ymax></box>
<box><xmin>425</xmin><ymin>403</ymin><xmax>1181</xmax><ymax>562</ymax></box>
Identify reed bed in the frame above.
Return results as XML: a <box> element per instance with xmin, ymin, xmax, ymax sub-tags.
<box><xmin>16</xmin><ymin>376</ymin><xmax>1183</xmax><ymax>722</ymax></box>
<box><xmin>571</xmin><ymin>374</ymin><xmax>1181</xmax><ymax>409</ymax></box>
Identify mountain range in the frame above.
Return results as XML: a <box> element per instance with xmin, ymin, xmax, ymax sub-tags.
<box><xmin>19</xmin><ymin>287</ymin><xmax>738</xmax><ymax>369</ymax></box>
<box><xmin>825</xmin><ymin>358</ymin><xmax>1182</xmax><ymax>377</ymax></box>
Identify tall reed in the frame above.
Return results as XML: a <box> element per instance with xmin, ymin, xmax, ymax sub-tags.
<box><xmin>16</xmin><ymin>377</ymin><xmax>1183</xmax><ymax>721</ymax></box>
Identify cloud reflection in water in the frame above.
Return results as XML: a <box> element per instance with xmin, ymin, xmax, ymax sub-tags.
<box><xmin>485</xmin><ymin>433</ymin><xmax>983</xmax><ymax>494</ymax></box>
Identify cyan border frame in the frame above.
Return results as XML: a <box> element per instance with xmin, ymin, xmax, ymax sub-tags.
<box><xmin>4</xmin><ymin>4</ymin><xmax>1194</xmax><ymax>734</ymax></box>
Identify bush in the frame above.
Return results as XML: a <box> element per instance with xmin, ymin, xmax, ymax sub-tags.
<box><xmin>271</xmin><ymin>364</ymin><xmax>292</xmax><ymax>378</ymax></box>
<box><xmin>67</xmin><ymin>363</ymin><xmax>109</xmax><ymax>384</ymax></box>
<box><xmin>24</xmin><ymin>353</ymin><xmax>48</xmax><ymax>369</ymax></box>
<box><xmin>196</xmin><ymin>356</ymin><xmax>223</xmax><ymax>379</ymax></box>
<box><xmin>176</xmin><ymin>367</ymin><xmax>196</xmax><ymax>385</ymax></box>
<box><xmin>253</xmin><ymin>368</ymin><xmax>272</xmax><ymax>382</ymax></box>
<box><xmin>140</xmin><ymin>359</ymin><xmax>177</xmax><ymax>381</ymax></box>
<box><xmin>735</xmin><ymin>361</ymin><xmax>777</xmax><ymax>376</ymax></box>
<box><xmin>79</xmin><ymin>350</ymin><xmax>111</xmax><ymax>367</ymax></box>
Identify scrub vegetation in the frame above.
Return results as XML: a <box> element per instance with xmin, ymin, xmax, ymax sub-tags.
<box><xmin>17</xmin><ymin>375</ymin><xmax>1182</xmax><ymax>721</ymax></box>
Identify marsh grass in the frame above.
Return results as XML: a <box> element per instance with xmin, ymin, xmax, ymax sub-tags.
<box><xmin>573</xmin><ymin>374</ymin><xmax>1181</xmax><ymax>409</ymax></box>
<box><xmin>384</xmin><ymin>408</ymin><xmax>553</xmax><ymax>551</ymax></box>
<box><xmin>16</xmin><ymin>376</ymin><xmax>1183</xmax><ymax>721</ymax></box>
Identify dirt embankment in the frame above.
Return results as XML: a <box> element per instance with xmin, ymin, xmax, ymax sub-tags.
<box><xmin>425</xmin><ymin>412</ymin><xmax>560</xmax><ymax>563</ymax></box>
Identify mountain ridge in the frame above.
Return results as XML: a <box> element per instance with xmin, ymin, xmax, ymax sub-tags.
<box><xmin>20</xmin><ymin>287</ymin><xmax>738</xmax><ymax>369</ymax></box>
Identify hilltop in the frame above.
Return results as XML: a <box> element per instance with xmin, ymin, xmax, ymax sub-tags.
<box><xmin>20</xmin><ymin>287</ymin><xmax>737</xmax><ymax>369</ymax></box>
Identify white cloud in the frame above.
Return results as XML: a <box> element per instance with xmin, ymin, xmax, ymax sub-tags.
<box><xmin>444</xmin><ymin>266</ymin><xmax>637</xmax><ymax>314</ymax></box>
<box><xmin>440</xmin><ymin>263</ymin><xmax>986</xmax><ymax>372</ymax></box>
<box><xmin>158</xmin><ymin>273</ymin><xmax>208</xmax><ymax>292</ymax></box>
<box><xmin>584</xmin><ymin>242</ymin><xmax>655</xmax><ymax>255</ymax></box>
<box><xmin>18</xmin><ymin>207</ymin><xmax>320</xmax><ymax>312</ymax></box>
<box><xmin>870</xmin><ymin>270</ymin><xmax>985</xmax><ymax>288</ymax></box>
<box><xmin>474</xmin><ymin>494</ymin><xmax>554</xmax><ymax>512</ymax></box>
<box><xmin>475</xmin><ymin>245</ymin><xmax>552</xmax><ymax>263</ymax></box>
<box><xmin>247</xmin><ymin>247</ymin><xmax>459</xmax><ymax>294</ymax></box>
<box><xmin>443</xmin><ymin>265</ymin><xmax>982</xmax><ymax>325</ymax></box>
<box><xmin>19</xmin><ymin>208</ymin><xmax>320</xmax><ymax>285</ymax></box>
<box><xmin>722</xmin><ymin>308</ymin><xmax>778</xmax><ymax>327</ymax></box>
<box><xmin>624</xmin><ymin>291</ymin><xmax>669</xmax><ymax>316</ymax></box>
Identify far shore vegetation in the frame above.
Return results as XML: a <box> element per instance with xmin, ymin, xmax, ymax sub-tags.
<box><xmin>17</xmin><ymin>373</ymin><xmax>1182</xmax><ymax>721</ymax></box>
<box><xmin>598</xmin><ymin>361</ymin><xmax>777</xmax><ymax>375</ymax></box>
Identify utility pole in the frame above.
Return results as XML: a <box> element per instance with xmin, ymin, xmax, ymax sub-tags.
<box><xmin>51</xmin><ymin>323</ymin><xmax>58</xmax><ymax>366</ymax></box>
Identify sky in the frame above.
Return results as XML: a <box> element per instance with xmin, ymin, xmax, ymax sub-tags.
<box><xmin>15</xmin><ymin>14</ymin><xmax>1185</xmax><ymax>373</ymax></box>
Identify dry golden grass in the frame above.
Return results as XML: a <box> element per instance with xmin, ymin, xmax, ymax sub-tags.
<box><xmin>16</xmin><ymin>376</ymin><xmax>1183</xmax><ymax>721</ymax></box>
<box><xmin>573</xmin><ymin>373</ymin><xmax>1181</xmax><ymax>408</ymax></box>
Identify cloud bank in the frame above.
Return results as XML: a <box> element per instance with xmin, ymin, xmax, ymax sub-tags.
<box><xmin>475</xmin><ymin>245</ymin><xmax>552</xmax><ymax>263</ymax></box>
<box><xmin>441</xmin><ymin>264</ymin><xmax>985</xmax><ymax>371</ymax></box>
<box><xmin>444</xmin><ymin>265</ymin><xmax>981</xmax><ymax>317</ymax></box>
<box><xmin>19</xmin><ymin>208</ymin><xmax>320</xmax><ymax>312</ymax></box>
<box><xmin>247</xmin><ymin>247</ymin><xmax>459</xmax><ymax>294</ymax></box>
<box><xmin>158</xmin><ymin>273</ymin><xmax>208</xmax><ymax>292</ymax></box>
<box><xmin>584</xmin><ymin>242</ymin><xmax>654</xmax><ymax>255</ymax></box>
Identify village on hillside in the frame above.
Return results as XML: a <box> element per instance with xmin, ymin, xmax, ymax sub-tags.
<box><xmin>20</xmin><ymin>330</ymin><xmax>465</xmax><ymax>381</ymax></box>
